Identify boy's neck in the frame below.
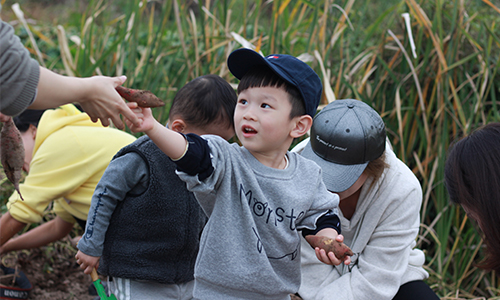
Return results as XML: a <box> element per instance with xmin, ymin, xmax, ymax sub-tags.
<box><xmin>247</xmin><ymin>147</ymin><xmax>290</xmax><ymax>169</ymax></box>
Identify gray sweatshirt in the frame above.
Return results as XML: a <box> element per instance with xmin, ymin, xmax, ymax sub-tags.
<box><xmin>295</xmin><ymin>139</ymin><xmax>429</xmax><ymax>300</ymax></box>
<box><xmin>0</xmin><ymin>20</ymin><xmax>40</xmax><ymax>116</ymax></box>
<box><xmin>177</xmin><ymin>135</ymin><xmax>340</xmax><ymax>300</ymax></box>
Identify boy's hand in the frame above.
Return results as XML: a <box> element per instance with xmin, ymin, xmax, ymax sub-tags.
<box><xmin>307</xmin><ymin>228</ymin><xmax>352</xmax><ymax>266</ymax></box>
<box><xmin>125</xmin><ymin>103</ymin><xmax>156</xmax><ymax>133</ymax></box>
<box><xmin>125</xmin><ymin>102</ymin><xmax>188</xmax><ymax>159</ymax></box>
<box><xmin>75</xmin><ymin>250</ymin><xmax>101</xmax><ymax>275</ymax></box>
<box><xmin>313</xmin><ymin>235</ymin><xmax>352</xmax><ymax>266</ymax></box>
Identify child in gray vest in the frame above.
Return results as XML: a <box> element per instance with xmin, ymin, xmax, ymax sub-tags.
<box><xmin>75</xmin><ymin>75</ymin><xmax>237</xmax><ymax>300</ymax></box>
<box><xmin>126</xmin><ymin>49</ymin><xmax>351</xmax><ymax>300</ymax></box>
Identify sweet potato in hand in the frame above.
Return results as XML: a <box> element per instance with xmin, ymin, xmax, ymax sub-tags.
<box><xmin>1</xmin><ymin>118</ymin><xmax>25</xmax><ymax>200</ymax></box>
<box><xmin>305</xmin><ymin>235</ymin><xmax>353</xmax><ymax>260</ymax></box>
<box><xmin>115</xmin><ymin>86</ymin><xmax>165</xmax><ymax>108</ymax></box>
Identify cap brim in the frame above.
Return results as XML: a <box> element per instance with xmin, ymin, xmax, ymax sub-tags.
<box><xmin>301</xmin><ymin>141</ymin><xmax>368</xmax><ymax>193</ymax></box>
<box><xmin>227</xmin><ymin>49</ymin><xmax>273</xmax><ymax>80</ymax></box>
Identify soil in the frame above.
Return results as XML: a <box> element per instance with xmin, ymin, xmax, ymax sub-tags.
<box><xmin>0</xmin><ymin>237</ymin><xmax>95</xmax><ymax>300</ymax></box>
<box><xmin>0</xmin><ymin>237</ymin><xmax>304</xmax><ymax>300</ymax></box>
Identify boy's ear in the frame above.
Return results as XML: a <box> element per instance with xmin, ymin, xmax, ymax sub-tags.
<box><xmin>170</xmin><ymin>119</ymin><xmax>187</xmax><ymax>133</ymax></box>
<box><xmin>29</xmin><ymin>124</ymin><xmax>37</xmax><ymax>139</ymax></box>
<box><xmin>290</xmin><ymin>115</ymin><xmax>313</xmax><ymax>138</ymax></box>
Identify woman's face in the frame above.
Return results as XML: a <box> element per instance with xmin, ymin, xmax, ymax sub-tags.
<box><xmin>336</xmin><ymin>172</ymin><xmax>368</xmax><ymax>200</ymax></box>
<box><xmin>20</xmin><ymin>125</ymin><xmax>37</xmax><ymax>173</ymax></box>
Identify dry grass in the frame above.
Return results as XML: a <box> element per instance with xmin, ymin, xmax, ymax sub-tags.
<box><xmin>1</xmin><ymin>0</ymin><xmax>500</xmax><ymax>298</ymax></box>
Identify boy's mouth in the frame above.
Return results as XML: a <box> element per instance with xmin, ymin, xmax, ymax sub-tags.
<box><xmin>241</xmin><ymin>125</ymin><xmax>257</xmax><ymax>137</ymax></box>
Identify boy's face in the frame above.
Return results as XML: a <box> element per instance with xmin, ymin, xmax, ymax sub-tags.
<box><xmin>234</xmin><ymin>86</ymin><xmax>298</xmax><ymax>154</ymax></box>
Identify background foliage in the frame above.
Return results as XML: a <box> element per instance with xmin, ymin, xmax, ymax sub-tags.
<box><xmin>1</xmin><ymin>0</ymin><xmax>500</xmax><ymax>298</ymax></box>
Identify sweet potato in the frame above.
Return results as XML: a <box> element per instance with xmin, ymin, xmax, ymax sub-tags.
<box><xmin>305</xmin><ymin>235</ymin><xmax>353</xmax><ymax>260</ymax></box>
<box><xmin>0</xmin><ymin>118</ymin><xmax>25</xmax><ymax>201</ymax></box>
<box><xmin>115</xmin><ymin>86</ymin><xmax>165</xmax><ymax>108</ymax></box>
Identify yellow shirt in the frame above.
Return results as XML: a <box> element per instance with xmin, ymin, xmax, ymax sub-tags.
<box><xmin>7</xmin><ymin>105</ymin><xmax>136</xmax><ymax>224</ymax></box>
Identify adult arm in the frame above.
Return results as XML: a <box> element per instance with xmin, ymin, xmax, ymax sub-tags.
<box><xmin>0</xmin><ymin>20</ymin><xmax>139</xmax><ymax>129</ymax></box>
<box><xmin>0</xmin><ymin>216</ymin><xmax>74</xmax><ymax>254</ymax></box>
<box><xmin>0</xmin><ymin>20</ymin><xmax>39</xmax><ymax>116</ymax></box>
<box><xmin>30</xmin><ymin>67</ymin><xmax>139</xmax><ymax>129</ymax></box>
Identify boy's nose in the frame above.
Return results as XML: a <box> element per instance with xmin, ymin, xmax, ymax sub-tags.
<box><xmin>242</xmin><ymin>108</ymin><xmax>257</xmax><ymax>121</ymax></box>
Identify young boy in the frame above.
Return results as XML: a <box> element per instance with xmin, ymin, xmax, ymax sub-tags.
<box><xmin>126</xmin><ymin>49</ymin><xmax>351</xmax><ymax>299</ymax></box>
<box><xmin>75</xmin><ymin>75</ymin><xmax>237</xmax><ymax>300</ymax></box>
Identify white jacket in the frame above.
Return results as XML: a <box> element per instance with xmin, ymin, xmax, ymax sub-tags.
<box><xmin>294</xmin><ymin>138</ymin><xmax>428</xmax><ymax>300</ymax></box>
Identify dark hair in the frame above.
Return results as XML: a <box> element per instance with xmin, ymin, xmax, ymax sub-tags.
<box><xmin>13</xmin><ymin>109</ymin><xmax>46</xmax><ymax>133</ymax></box>
<box><xmin>445</xmin><ymin>122</ymin><xmax>500</xmax><ymax>274</ymax></box>
<box><xmin>237</xmin><ymin>66</ymin><xmax>305</xmax><ymax>118</ymax></box>
<box><xmin>169</xmin><ymin>74</ymin><xmax>237</xmax><ymax>128</ymax></box>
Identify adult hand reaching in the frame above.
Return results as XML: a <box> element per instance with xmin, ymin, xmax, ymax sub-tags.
<box><xmin>30</xmin><ymin>67</ymin><xmax>140</xmax><ymax>130</ymax></box>
<box><xmin>0</xmin><ymin>20</ymin><xmax>140</xmax><ymax>129</ymax></box>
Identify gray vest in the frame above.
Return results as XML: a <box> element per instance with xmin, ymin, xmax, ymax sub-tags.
<box><xmin>99</xmin><ymin>135</ymin><xmax>207</xmax><ymax>284</ymax></box>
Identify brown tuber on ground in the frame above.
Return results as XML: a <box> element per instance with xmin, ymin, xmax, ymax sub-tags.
<box><xmin>115</xmin><ymin>86</ymin><xmax>165</xmax><ymax>108</ymax></box>
<box><xmin>305</xmin><ymin>235</ymin><xmax>353</xmax><ymax>260</ymax></box>
<box><xmin>1</xmin><ymin>117</ymin><xmax>25</xmax><ymax>201</ymax></box>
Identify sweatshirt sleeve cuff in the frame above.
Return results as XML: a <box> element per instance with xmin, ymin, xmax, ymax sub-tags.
<box><xmin>173</xmin><ymin>133</ymin><xmax>214</xmax><ymax>181</ymax></box>
<box><xmin>301</xmin><ymin>211</ymin><xmax>341</xmax><ymax>237</ymax></box>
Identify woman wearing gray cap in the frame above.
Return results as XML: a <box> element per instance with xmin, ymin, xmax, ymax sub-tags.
<box><xmin>293</xmin><ymin>99</ymin><xmax>438</xmax><ymax>300</ymax></box>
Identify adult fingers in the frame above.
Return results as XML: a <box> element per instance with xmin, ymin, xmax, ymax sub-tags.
<box><xmin>113</xmin><ymin>77</ymin><xmax>140</xmax><ymax>128</ymax></box>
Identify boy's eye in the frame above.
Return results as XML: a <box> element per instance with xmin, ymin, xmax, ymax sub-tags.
<box><xmin>261</xmin><ymin>103</ymin><xmax>271</xmax><ymax>108</ymax></box>
<box><xmin>239</xmin><ymin>99</ymin><xmax>248</xmax><ymax>105</ymax></box>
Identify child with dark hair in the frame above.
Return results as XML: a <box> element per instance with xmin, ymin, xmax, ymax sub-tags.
<box><xmin>75</xmin><ymin>74</ymin><xmax>237</xmax><ymax>300</ymax></box>
<box><xmin>0</xmin><ymin>105</ymin><xmax>136</xmax><ymax>254</ymax></box>
<box><xmin>125</xmin><ymin>49</ymin><xmax>350</xmax><ymax>300</ymax></box>
<box><xmin>445</xmin><ymin>122</ymin><xmax>500</xmax><ymax>275</ymax></box>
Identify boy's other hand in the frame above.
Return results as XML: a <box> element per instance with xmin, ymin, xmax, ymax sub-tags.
<box><xmin>75</xmin><ymin>250</ymin><xmax>101</xmax><ymax>275</ymax></box>
<box><xmin>314</xmin><ymin>234</ymin><xmax>352</xmax><ymax>266</ymax></box>
<box><xmin>309</xmin><ymin>229</ymin><xmax>352</xmax><ymax>266</ymax></box>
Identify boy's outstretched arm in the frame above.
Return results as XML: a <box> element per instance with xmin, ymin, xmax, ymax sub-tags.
<box><xmin>126</xmin><ymin>104</ymin><xmax>187</xmax><ymax>160</ymax></box>
<box><xmin>312</xmin><ymin>228</ymin><xmax>352</xmax><ymax>266</ymax></box>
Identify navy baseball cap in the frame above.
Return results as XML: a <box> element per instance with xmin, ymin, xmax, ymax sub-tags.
<box><xmin>301</xmin><ymin>99</ymin><xmax>386</xmax><ymax>192</ymax></box>
<box><xmin>227</xmin><ymin>48</ymin><xmax>322</xmax><ymax>118</ymax></box>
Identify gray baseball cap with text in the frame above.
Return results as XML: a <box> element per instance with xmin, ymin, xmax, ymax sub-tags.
<box><xmin>301</xmin><ymin>99</ymin><xmax>386</xmax><ymax>192</ymax></box>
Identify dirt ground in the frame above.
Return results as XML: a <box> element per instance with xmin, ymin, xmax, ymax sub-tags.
<box><xmin>0</xmin><ymin>237</ymin><xmax>303</xmax><ymax>300</ymax></box>
<box><xmin>0</xmin><ymin>237</ymin><xmax>95</xmax><ymax>300</ymax></box>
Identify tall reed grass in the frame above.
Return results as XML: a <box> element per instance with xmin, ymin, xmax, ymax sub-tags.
<box><xmin>2</xmin><ymin>0</ymin><xmax>500</xmax><ymax>298</ymax></box>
